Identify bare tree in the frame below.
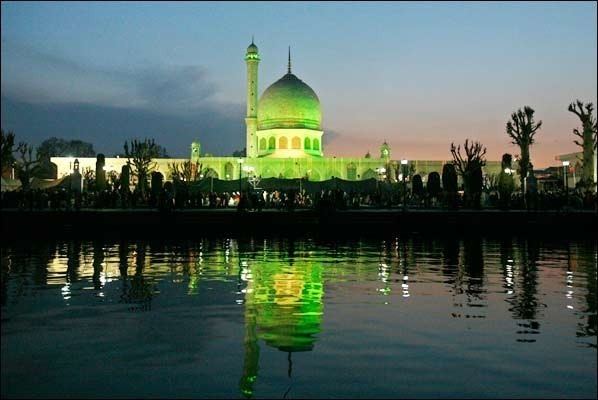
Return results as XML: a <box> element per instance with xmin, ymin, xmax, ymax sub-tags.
<box><xmin>124</xmin><ymin>139</ymin><xmax>160</xmax><ymax>199</ymax></box>
<box><xmin>168</xmin><ymin>160</ymin><xmax>203</xmax><ymax>183</ymax></box>
<box><xmin>15</xmin><ymin>142</ymin><xmax>40</xmax><ymax>191</ymax></box>
<box><xmin>568</xmin><ymin>100</ymin><xmax>597</xmax><ymax>191</ymax></box>
<box><xmin>506</xmin><ymin>106</ymin><xmax>542</xmax><ymax>198</ymax></box>
<box><xmin>1</xmin><ymin>129</ymin><xmax>16</xmax><ymax>173</ymax></box>
<box><xmin>450</xmin><ymin>139</ymin><xmax>487</xmax><ymax>208</ymax></box>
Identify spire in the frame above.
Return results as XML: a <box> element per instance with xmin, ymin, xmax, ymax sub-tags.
<box><xmin>251</xmin><ymin>35</ymin><xmax>254</xmax><ymax>45</ymax></box>
<box><xmin>287</xmin><ymin>46</ymin><xmax>291</xmax><ymax>74</ymax></box>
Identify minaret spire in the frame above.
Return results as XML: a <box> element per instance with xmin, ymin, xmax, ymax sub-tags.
<box><xmin>251</xmin><ymin>35</ymin><xmax>254</xmax><ymax>45</ymax></box>
<box><xmin>287</xmin><ymin>46</ymin><xmax>291</xmax><ymax>74</ymax></box>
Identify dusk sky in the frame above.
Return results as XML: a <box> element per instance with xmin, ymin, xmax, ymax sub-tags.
<box><xmin>1</xmin><ymin>1</ymin><xmax>596</xmax><ymax>167</ymax></box>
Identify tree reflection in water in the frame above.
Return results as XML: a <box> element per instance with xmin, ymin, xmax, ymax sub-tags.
<box><xmin>574</xmin><ymin>242</ymin><xmax>597</xmax><ymax>347</ymax></box>
<box><xmin>508</xmin><ymin>239</ymin><xmax>543</xmax><ymax>342</ymax></box>
<box><xmin>118</xmin><ymin>241</ymin><xmax>153</xmax><ymax>312</ymax></box>
<box><xmin>1</xmin><ymin>236</ymin><xmax>596</xmax><ymax>397</ymax></box>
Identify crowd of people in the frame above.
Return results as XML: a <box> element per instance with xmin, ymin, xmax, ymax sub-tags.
<box><xmin>1</xmin><ymin>183</ymin><xmax>596</xmax><ymax>211</ymax></box>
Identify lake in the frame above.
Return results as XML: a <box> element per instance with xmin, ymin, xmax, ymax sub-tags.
<box><xmin>1</xmin><ymin>237</ymin><xmax>596</xmax><ymax>398</ymax></box>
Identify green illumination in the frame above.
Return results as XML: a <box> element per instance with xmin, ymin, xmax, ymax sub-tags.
<box><xmin>258</xmin><ymin>73</ymin><xmax>321</xmax><ymax>130</ymax></box>
<box><xmin>239</xmin><ymin>260</ymin><xmax>324</xmax><ymax>398</ymax></box>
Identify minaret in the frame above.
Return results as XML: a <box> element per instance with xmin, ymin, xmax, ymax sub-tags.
<box><xmin>245</xmin><ymin>38</ymin><xmax>260</xmax><ymax>158</ymax></box>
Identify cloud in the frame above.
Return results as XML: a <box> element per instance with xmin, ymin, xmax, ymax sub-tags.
<box><xmin>1</xmin><ymin>96</ymin><xmax>245</xmax><ymax>157</ymax></box>
<box><xmin>1</xmin><ymin>39</ymin><xmax>246</xmax><ymax>156</ymax></box>
<box><xmin>322</xmin><ymin>128</ymin><xmax>341</xmax><ymax>146</ymax></box>
<box><xmin>1</xmin><ymin>39</ymin><xmax>221</xmax><ymax>116</ymax></box>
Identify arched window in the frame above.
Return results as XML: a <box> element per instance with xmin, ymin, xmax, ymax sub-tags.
<box><xmin>259</xmin><ymin>138</ymin><xmax>266</xmax><ymax>150</ymax></box>
<box><xmin>279</xmin><ymin>136</ymin><xmax>288</xmax><ymax>149</ymax></box>
<box><xmin>268</xmin><ymin>137</ymin><xmax>275</xmax><ymax>150</ymax></box>
<box><xmin>312</xmin><ymin>138</ymin><xmax>320</xmax><ymax>151</ymax></box>
<box><xmin>224</xmin><ymin>162</ymin><xmax>234</xmax><ymax>180</ymax></box>
<box><xmin>292</xmin><ymin>136</ymin><xmax>301</xmax><ymax>149</ymax></box>
<box><xmin>347</xmin><ymin>163</ymin><xmax>357</xmax><ymax>180</ymax></box>
<box><xmin>362</xmin><ymin>168</ymin><xmax>377</xmax><ymax>180</ymax></box>
<box><xmin>304</xmin><ymin>137</ymin><xmax>311</xmax><ymax>150</ymax></box>
<box><xmin>204</xmin><ymin>168</ymin><xmax>219</xmax><ymax>179</ymax></box>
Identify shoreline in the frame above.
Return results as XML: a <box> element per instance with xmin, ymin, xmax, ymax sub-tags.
<box><xmin>2</xmin><ymin>208</ymin><xmax>596</xmax><ymax>239</ymax></box>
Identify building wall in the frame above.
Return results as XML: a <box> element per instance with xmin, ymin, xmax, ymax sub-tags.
<box><xmin>556</xmin><ymin>151</ymin><xmax>597</xmax><ymax>189</ymax></box>
<box><xmin>52</xmin><ymin>156</ymin><xmax>506</xmax><ymax>184</ymax></box>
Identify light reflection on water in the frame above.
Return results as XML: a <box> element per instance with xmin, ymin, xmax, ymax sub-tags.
<box><xmin>1</xmin><ymin>237</ymin><xmax>596</xmax><ymax>399</ymax></box>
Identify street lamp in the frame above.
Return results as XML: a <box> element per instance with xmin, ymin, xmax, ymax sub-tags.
<box><xmin>401</xmin><ymin>159</ymin><xmax>408</xmax><ymax>211</ymax></box>
<box><xmin>238</xmin><ymin>158</ymin><xmax>244</xmax><ymax>193</ymax></box>
<box><xmin>562</xmin><ymin>160</ymin><xmax>570</xmax><ymax>205</ymax></box>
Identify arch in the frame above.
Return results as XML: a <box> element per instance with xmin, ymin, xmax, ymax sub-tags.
<box><xmin>347</xmin><ymin>163</ymin><xmax>357</xmax><ymax>180</ymax></box>
<box><xmin>268</xmin><ymin>137</ymin><xmax>276</xmax><ymax>150</ymax></box>
<box><xmin>308</xmin><ymin>170</ymin><xmax>321</xmax><ymax>181</ymax></box>
<box><xmin>203</xmin><ymin>168</ymin><xmax>219</xmax><ymax>179</ymax></box>
<box><xmin>291</xmin><ymin>136</ymin><xmax>301</xmax><ymax>149</ymax></box>
<box><xmin>224</xmin><ymin>162</ymin><xmax>234</xmax><ymax>180</ymax></box>
<box><xmin>259</xmin><ymin>138</ymin><xmax>267</xmax><ymax>150</ymax></box>
<box><xmin>312</xmin><ymin>138</ymin><xmax>320</xmax><ymax>151</ymax></box>
<box><xmin>279</xmin><ymin>136</ymin><xmax>288</xmax><ymax>149</ymax></box>
<box><xmin>362</xmin><ymin>168</ymin><xmax>377</xmax><ymax>180</ymax></box>
<box><xmin>304</xmin><ymin>137</ymin><xmax>311</xmax><ymax>150</ymax></box>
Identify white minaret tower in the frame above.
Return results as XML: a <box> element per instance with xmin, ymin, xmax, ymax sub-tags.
<box><xmin>245</xmin><ymin>38</ymin><xmax>260</xmax><ymax>158</ymax></box>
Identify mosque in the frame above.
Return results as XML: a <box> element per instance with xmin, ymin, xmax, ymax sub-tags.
<box><xmin>187</xmin><ymin>39</ymin><xmax>403</xmax><ymax>183</ymax></box>
<box><xmin>186</xmin><ymin>39</ymin><xmax>501</xmax><ymax>183</ymax></box>
<box><xmin>51</xmin><ymin>39</ymin><xmax>503</xmax><ymax>184</ymax></box>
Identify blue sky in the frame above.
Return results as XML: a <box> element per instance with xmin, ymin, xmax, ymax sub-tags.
<box><xmin>1</xmin><ymin>1</ymin><xmax>596</xmax><ymax>166</ymax></box>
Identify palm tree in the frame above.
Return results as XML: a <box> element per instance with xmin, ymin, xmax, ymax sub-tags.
<box><xmin>506</xmin><ymin>106</ymin><xmax>542</xmax><ymax>199</ymax></box>
<box><xmin>568</xmin><ymin>100</ymin><xmax>597</xmax><ymax>192</ymax></box>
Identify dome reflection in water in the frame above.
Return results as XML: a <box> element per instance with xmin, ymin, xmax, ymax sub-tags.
<box><xmin>1</xmin><ymin>237</ymin><xmax>596</xmax><ymax>399</ymax></box>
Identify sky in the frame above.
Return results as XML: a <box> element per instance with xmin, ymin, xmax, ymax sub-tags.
<box><xmin>1</xmin><ymin>1</ymin><xmax>596</xmax><ymax>167</ymax></box>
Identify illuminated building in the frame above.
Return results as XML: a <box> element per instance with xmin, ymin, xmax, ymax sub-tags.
<box><xmin>51</xmin><ymin>39</ymin><xmax>506</xmax><ymax>183</ymax></box>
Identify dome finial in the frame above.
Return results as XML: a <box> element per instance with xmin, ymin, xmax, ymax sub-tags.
<box><xmin>288</xmin><ymin>46</ymin><xmax>291</xmax><ymax>74</ymax></box>
<box><xmin>251</xmin><ymin>35</ymin><xmax>254</xmax><ymax>45</ymax></box>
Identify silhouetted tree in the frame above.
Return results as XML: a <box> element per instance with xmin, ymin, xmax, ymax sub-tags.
<box><xmin>232</xmin><ymin>147</ymin><xmax>246</xmax><ymax>157</ymax></box>
<box><xmin>498</xmin><ymin>153</ymin><xmax>515</xmax><ymax>209</ymax></box>
<box><xmin>150</xmin><ymin>171</ymin><xmax>164</xmax><ymax>207</ymax></box>
<box><xmin>95</xmin><ymin>154</ymin><xmax>106</xmax><ymax>191</ymax></box>
<box><xmin>442</xmin><ymin>163</ymin><xmax>458</xmax><ymax>208</ymax></box>
<box><xmin>36</xmin><ymin>137</ymin><xmax>96</xmax><ymax>158</ymax></box>
<box><xmin>427</xmin><ymin>171</ymin><xmax>441</xmax><ymax>201</ymax></box>
<box><xmin>14</xmin><ymin>142</ymin><xmax>41</xmax><ymax>191</ymax></box>
<box><xmin>506</xmin><ymin>106</ymin><xmax>542</xmax><ymax>199</ymax></box>
<box><xmin>82</xmin><ymin>167</ymin><xmax>95</xmax><ymax>191</ymax></box>
<box><xmin>168</xmin><ymin>160</ymin><xmax>203</xmax><ymax>183</ymax></box>
<box><xmin>450</xmin><ymin>139</ymin><xmax>487</xmax><ymax>208</ymax></box>
<box><xmin>568</xmin><ymin>100</ymin><xmax>597</xmax><ymax>191</ymax></box>
<box><xmin>0</xmin><ymin>129</ymin><xmax>16</xmax><ymax>173</ymax></box>
<box><xmin>412</xmin><ymin>174</ymin><xmax>424</xmax><ymax>198</ymax></box>
<box><xmin>124</xmin><ymin>139</ymin><xmax>161</xmax><ymax>199</ymax></box>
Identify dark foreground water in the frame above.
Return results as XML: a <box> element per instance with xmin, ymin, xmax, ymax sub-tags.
<box><xmin>1</xmin><ymin>237</ymin><xmax>596</xmax><ymax>399</ymax></box>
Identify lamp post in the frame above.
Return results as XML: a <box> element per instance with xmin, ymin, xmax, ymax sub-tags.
<box><xmin>296</xmin><ymin>162</ymin><xmax>302</xmax><ymax>194</ymax></box>
<box><xmin>562</xmin><ymin>160</ymin><xmax>570</xmax><ymax>206</ymax></box>
<box><xmin>238</xmin><ymin>158</ymin><xmax>244</xmax><ymax>194</ymax></box>
<box><xmin>401</xmin><ymin>159</ymin><xmax>408</xmax><ymax>211</ymax></box>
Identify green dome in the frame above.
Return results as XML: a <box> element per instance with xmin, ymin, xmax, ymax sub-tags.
<box><xmin>258</xmin><ymin>73</ymin><xmax>321</xmax><ymax>130</ymax></box>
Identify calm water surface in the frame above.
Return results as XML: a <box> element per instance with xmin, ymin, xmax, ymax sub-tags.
<box><xmin>1</xmin><ymin>237</ymin><xmax>596</xmax><ymax>399</ymax></box>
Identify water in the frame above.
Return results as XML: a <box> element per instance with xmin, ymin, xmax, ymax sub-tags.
<box><xmin>1</xmin><ymin>237</ymin><xmax>596</xmax><ymax>399</ymax></box>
